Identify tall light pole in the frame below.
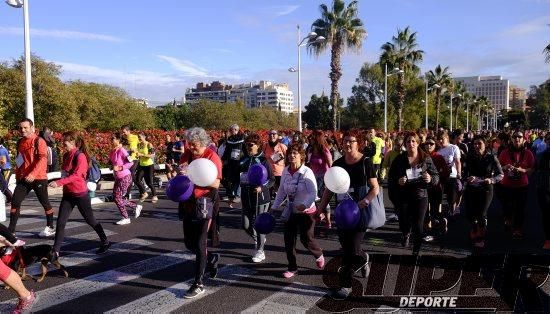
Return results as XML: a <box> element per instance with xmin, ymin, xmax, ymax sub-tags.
<box><xmin>384</xmin><ymin>64</ymin><xmax>403</xmax><ymax>132</ymax></box>
<box><xmin>424</xmin><ymin>82</ymin><xmax>440</xmax><ymax>130</ymax></box>
<box><xmin>289</xmin><ymin>25</ymin><xmax>324</xmax><ymax>132</ymax></box>
<box><xmin>6</xmin><ymin>0</ymin><xmax>33</xmax><ymax>122</ymax></box>
<box><xmin>449</xmin><ymin>93</ymin><xmax>461</xmax><ymax>131</ymax></box>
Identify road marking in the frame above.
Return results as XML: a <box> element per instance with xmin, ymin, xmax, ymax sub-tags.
<box><xmin>24</xmin><ymin>238</ymin><xmax>154</xmax><ymax>276</ymax></box>
<box><xmin>106</xmin><ymin>265</ymin><xmax>255</xmax><ymax>314</ymax></box>
<box><xmin>16</xmin><ymin>221</ymin><xmax>87</xmax><ymax>238</ymax></box>
<box><xmin>242</xmin><ymin>282</ymin><xmax>327</xmax><ymax>314</ymax></box>
<box><xmin>0</xmin><ymin>251</ymin><xmax>194</xmax><ymax>312</ymax></box>
<box><xmin>29</xmin><ymin>229</ymin><xmax>117</xmax><ymax>247</ymax></box>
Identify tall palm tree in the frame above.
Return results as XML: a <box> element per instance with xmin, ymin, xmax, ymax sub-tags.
<box><xmin>476</xmin><ymin>96</ymin><xmax>491</xmax><ymax>130</ymax></box>
<box><xmin>380</xmin><ymin>26</ymin><xmax>424</xmax><ymax>131</ymax></box>
<box><xmin>453</xmin><ymin>81</ymin><xmax>466</xmax><ymax>128</ymax></box>
<box><xmin>544</xmin><ymin>43</ymin><xmax>550</xmax><ymax>63</ymax></box>
<box><xmin>426</xmin><ymin>65</ymin><xmax>452</xmax><ymax>130</ymax></box>
<box><xmin>309</xmin><ymin>0</ymin><xmax>367</xmax><ymax>130</ymax></box>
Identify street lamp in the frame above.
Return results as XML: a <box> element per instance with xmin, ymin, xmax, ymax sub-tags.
<box><xmin>289</xmin><ymin>25</ymin><xmax>325</xmax><ymax>132</ymax></box>
<box><xmin>384</xmin><ymin>64</ymin><xmax>403</xmax><ymax>132</ymax></box>
<box><xmin>448</xmin><ymin>93</ymin><xmax>461</xmax><ymax>131</ymax></box>
<box><xmin>424</xmin><ymin>82</ymin><xmax>440</xmax><ymax>130</ymax></box>
<box><xmin>6</xmin><ymin>0</ymin><xmax>34</xmax><ymax>122</ymax></box>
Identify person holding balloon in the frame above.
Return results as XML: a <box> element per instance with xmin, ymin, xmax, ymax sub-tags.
<box><xmin>388</xmin><ymin>133</ymin><xmax>439</xmax><ymax>255</ymax></box>
<box><xmin>318</xmin><ymin>131</ymin><xmax>379</xmax><ymax>299</ymax></box>
<box><xmin>238</xmin><ymin>133</ymin><xmax>274</xmax><ymax>263</ymax></box>
<box><xmin>177</xmin><ymin>127</ymin><xmax>222</xmax><ymax>299</ymax></box>
<box><xmin>271</xmin><ymin>143</ymin><xmax>323</xmax><ymax>278</ymax></box>
<box><xmin>306</xmin><ymin>130</ymin><xmax>333</xmax><ymax>229</ymax></box>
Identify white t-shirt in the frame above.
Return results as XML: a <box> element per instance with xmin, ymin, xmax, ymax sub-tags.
<box><xmin>438</xmin><ymin>144</ymin><xmax>461</xmax><ymax>178</ymax></box>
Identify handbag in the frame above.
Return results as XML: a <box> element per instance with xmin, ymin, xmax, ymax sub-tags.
<box><xmin>361</xmin><ymin>158</ymin><xmax>386</xmax><ymax>230</ymax></box>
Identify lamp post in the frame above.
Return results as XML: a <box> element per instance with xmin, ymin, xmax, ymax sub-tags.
<box><xmin>289</xmin><ymin>25</ymin><xmax>324</xmax><ymax>132</ymax></box>
<box><xmin>6</xmin><ymin>0</ymin><xmax>33</xmax><ymax>122</ymax></box>
<box><xmin>384</xmin><ymin>64</ymin><xmax>403</xmax><ymax>132</ymax></box>
<box><xmin>424</xmin><ymin>82</ymin><xmax>440</xmax><ymax>130</ymax></box>
<box><xmin>449</xmin><ymin>93</ymin><xmax>461</xmax><ymax>131</ymax></box>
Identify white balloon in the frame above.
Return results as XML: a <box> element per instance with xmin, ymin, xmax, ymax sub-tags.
<box><xmin>324</xmin><ymin>166</ymin><xmax>350</xmax><ymax>194</ymax></box>
<box><xmin>188</xmin><ymin>158</ymin><xmax>218</xmax><ymax>187</ymax></box>
<box><xmin>86</xmin><ymin>182</ymin><xmax>97</xmax><ymax>192</ymax></box>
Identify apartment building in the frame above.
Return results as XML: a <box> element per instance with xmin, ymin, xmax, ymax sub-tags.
<box><xmin>509</xmin><ymin>85</ymin><xmax>527</xmax><ymax>110</ymax></box>
<box><xmin>185</xmin><ymin>80</ymin><xmax>294</xmax><ymax>114</ymax></box>
<box><xmin>454</xmin><ymin>76</ymin><xmax>510</xmax><ymax>111</ymax></box>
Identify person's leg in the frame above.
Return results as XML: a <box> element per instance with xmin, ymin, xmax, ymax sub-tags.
<box><xmin>143</xmin><ymin>165</ymin><xmax>156</xmax><ymax>197</ymax></box>
<box><xmin>397</xmin><ymin>203</ymin><xmax>411</xmax><ymax>241</ymax></box>
<box><xmin>0</xmin><ymin>170</ymin><xmax>12</xmax><ymax>202</ymax></box>
<box><xmin>8</xmin><ymin>182</ymin><xmax>31</xmax><ymax>233</ymax></box>
<box><xmin>283</xmin><ymin>214</ymin><xmax>299</xmax><ymax>272</ymax></box>
<box><xmin>0</xmin><ymin>261</ymin><xmax>32</xmax><ymax>299</ymax></box>
<box><xmin>135</xmin><ymin>166</ymin><xmax>146</xmax><ymax>197</ymax></box>
<box><xmin>33</xmin><ymin>180</ymin><xmax>55</xmax><ymax>229</ymax></box>
<box><xmin>537</xmin><ymin>190</ymin><xmax>550</xmax><ymax>242</ymax></box>
<box><xmin>0</xmin><ymin>223</ymin><xmax>17</xmax><ymax>244</ymax></box>
<box><xmin>193</xmin><ymin>219</ymin><xmax>210</xmax><ymax>285</ymax></box>
<box><xmin>445</xmin><ymin>178</ymin><xmax>458</xmax><ymax>216</ymax></box>
<box><xmin>298</xmin><ymin>213</ymin><xmax>323</xmax><ymax>258</ymax></box>
<box><xmin>53</xmin><ymin>196</ymin><xmax>75</xmax><ymax>254</ymax></box>
<box><xmin>241</xmin><ymin>207</ymin><xmax>257</xmax><ymax>245</ymax></box>
<box><xmin>411</xmin><ymin>198</ymin><xmax>428</xmax><ymax>253</ymax></box>
<box><xmin>337</xmin><ymin>229</ymin><xmax>355</xmax><ymax>289</ymax></box>
<box><xmin>113</xmin><ymin>177</ymin><xmax>130</xmax><ymax>218</ymax></box>
<box><xmin>512</xmin><ymin>186</ymin><xmax>529</xmax><ymax>233</ymax></box>
<box><xmin>256</xmin><ymin>203</ymin><xmax>269</xmax><ymax>251</ymax></box>
<box><xmin>125</xmin><ymin>161</ymin><xmax>139</xmax><ymax>198</ymax></box>
<box><xmin>75</xmin><ymin>194</ymin><xmax>108</xmax><ymax>245</ymax></box>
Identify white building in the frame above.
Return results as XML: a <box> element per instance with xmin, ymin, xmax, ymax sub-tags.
<box><xmin>454</xmin><ymin>76</ymin><xmax>510</xmax><ymax>111</ymax></box>
<box><xmin>185</xmin><ymin>80</ymin><xmax>294</xmax><ymax>114</ymax></box>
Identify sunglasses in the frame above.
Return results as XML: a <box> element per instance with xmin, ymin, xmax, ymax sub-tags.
<box><xmin>246</xmin><ymin>142</ymin><xmax>257</xmax><ymax>147</ymax></box>
<box><xmin>426</xmin><ymin>142</ymin><xmax>436</xmax><ymax>146</ymax></box>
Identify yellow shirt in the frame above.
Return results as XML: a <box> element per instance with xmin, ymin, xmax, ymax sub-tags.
<box><xmin>127</xmin><ymin>134</ymin><xmax>139</xmax><ymax>158</ymax></box>
<box><xmin>137</xmin><ymin>142</ymin><xmax>154</xmax><ymax>167</ymax></box>
<box><xmin>372</xmin><ymin>137</ymin><xmax>385</xmax><ymax>165</ymax></box>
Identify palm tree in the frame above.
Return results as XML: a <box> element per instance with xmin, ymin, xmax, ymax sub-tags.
<box><xmin>426</xmin><ymin>65</ymin><xmax>452</xmax><ymax>130</ymax></box>
<box><xmin>380</xmin><ymin>26</ymin><xmax>424</xmax><ymax>131</ymax></box>
<box><xmin>544</xmin><ymin>43</ymin><xmax>550</xmax><ymax>63</ymax></box>
<box><xmin>476</xmin><ymin>96</ymin><xmax>491</xmax><ymax>130</ymax></box>
<box><xmin>309</xmin><ymin>0</ymin><xmax>367</xmax><ymax>130</ymax></box>
<box><xmin>453</xmin><ymin>81</ymin><xmax>466</xmax><ymax>128</ymax></box>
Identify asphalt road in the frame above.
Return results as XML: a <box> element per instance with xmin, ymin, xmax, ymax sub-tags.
<box><xmin>0</xmin><ymin>183</ymin><xmax>548</xmax><ymax>313</ymax></box>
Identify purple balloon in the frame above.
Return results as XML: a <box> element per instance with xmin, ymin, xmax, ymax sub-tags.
<box><xmin>166</xmin><ymin>175</ymin><xmax>194</xmax><ymax>202</ymax></box>
<box><xmin>334</xmin><ymin>199</ymin><xmax>360</xmax><ymax>229</ymax></box>
<box><xmin>254</xmin><ymin>212</ymin><xmax>275</xmax><ymax>234</ymax></box>
<box><xmin>247</xmin><ymin>164</ymin><xmax>268</xmax><ymax>186</ymax></box>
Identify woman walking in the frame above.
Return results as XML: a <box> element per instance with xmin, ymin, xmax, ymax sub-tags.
<box><xmin>48</xmin><ymin>131</ymin><xmax>111</xmax><ymax>260</ymax></box>
<box><xmin>109</xmin><ymin>133</ymin><xmax>142</xmax><ymax>225</ymax></box>
<box><xmin>306</xmin><ymin>130</ymin><xmax>333</xmax><ymax>228</ymax></box>
<box><xmin>136</xmin><ymin>133</ymin><xmax>158</xmax><ymax>204</ymax></box>
<box><xmin>463</xmin><ymin>136</ymin><xmax>503</xmax><ymax>248</ymax></box>
<box><xmin>388</xmin><ymin>133</ymin><xmax>439</xmax><ymax>255</ymax></box>
<box><xmin>272</xmin><ymin>143</ymin><xmax>323</xmax><ymax>278</ymax></box>
<box><xmin>318</xmin><ymin>131</ymin><xmax>380</xmax><ymax>300</ymax></box>
<box><xmin>239</xmin><ymin>133</ymin><xmax>274</xmax><ymax>263</ymax></box>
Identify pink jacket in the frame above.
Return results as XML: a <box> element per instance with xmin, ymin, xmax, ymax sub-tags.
<box><xmin>55</xmin><ymin>148</ymin><xmax>88</xmax><ymax>196</ymax></box>
<box><xmin>109</xmin><ymin>147</ymin><xmax>133</xmax><ymax>179</ymax></box>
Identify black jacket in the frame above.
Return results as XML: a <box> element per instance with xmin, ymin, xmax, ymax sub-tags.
<box><xmin>222</xmin><ymin>134</ymin><xmax>246</xmax><ymax>164</ymax></box>
<box><xmin>239</xmin><ymin>152</ymin><xmax>274</xmax><ymax>208</ymax></box>
<box><xmin>388</xmin><ymin>152</ymin><xmax>440</xmax><ymax>203</ymax></box>
<box><xmin>464</xmin><ymin>151</ymin><xmax>503</xmax><ymax>187</ymax></box>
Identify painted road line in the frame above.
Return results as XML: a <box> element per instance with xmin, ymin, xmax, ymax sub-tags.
<box><xmin>242</xmin><ymin>282</ymin><xmax>327</xmax><ymax>314</ymax></box>
<box><xmin>16</xmin><ymin>221</ymin><xmax>87</xmax><ymax>238</ymax></box>
<box><xmin>30</xmin><ymin>229</ymin><xmax>117</xmax><ymax>247</ymax></box>
<box><xmin>25</xmin><ymin>238</ymin><xmax>154</xmax><ymax>276</ymax></box>
<box><xmin>20</xmin><ymin>209</ymin><xmax>39</xmax><ymax>215</ymax></box>
<box><xmin>106</xmin><ymin>265</ymin><xmax>255</xmax><ymax>314</ymax></box>
<box><xmin>0</xmin><ymin>251</ymin><xmax>194</xmax><ymax>312</ymax></box>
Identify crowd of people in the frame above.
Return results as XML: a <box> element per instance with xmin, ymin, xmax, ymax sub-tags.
<box><xmin>0</xmin><ymin>118</ymin><xmax>548</xmax><ymax>309</ymax></box>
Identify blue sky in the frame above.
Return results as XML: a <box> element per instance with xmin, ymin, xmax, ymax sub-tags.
<box><xmin>1</xmin><ymin>0</ymin><xmax>549</xmax><ymax>107</ymax></box>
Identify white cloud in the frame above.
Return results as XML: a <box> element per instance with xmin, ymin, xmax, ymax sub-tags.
<box><xmin>156</xmin><ymin>55</ymin><xmax>209</xmax><ymax>77</ymax></box>
<box><xmin>499</xmin><ymin>15</ymin><xmax>550</xmax><ymax>37</ymax></box>
<box><xmin>266</xmin><ymin>5</ymin><xmax>300</xmax><ymax>16</ymax></box>
<box><xmin>0</xmin><ymin>27</ymin><xmax>123</xmax><ymax>42</ymax></box>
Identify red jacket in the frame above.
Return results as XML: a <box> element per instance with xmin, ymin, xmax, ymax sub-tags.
<box><xmin>15</xmin><ymin>135</ymin><xmax>48</xmax><ymax>180</ymax></box>
<box><xmin>55</xmin><ymin>148</ymin><xmax>88</xmax><ymax>196</ymax></box>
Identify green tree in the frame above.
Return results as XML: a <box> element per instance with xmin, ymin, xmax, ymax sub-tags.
<box><xmin>426</xmin><ymin>65</ymin><xmax>452</xmax><ymax>130</ymax></box>
<box><xmin>308</xmin><ymin>0</ymin><xmax>367</xmax><ymax>130</ymax></box>
<box><xmin>302</xmin><ymin>94</ymin><xmax>332</xmax><ymax>129</ymax></box>
<box><xmin>380</xmin><ymin>26</ymin><xmax>424</xmax><ymax>131</ymax></box>
<box><xmin>527</xmin><ymin>80</ymin><xmax>550</xmax><ymax>129</ymax></box>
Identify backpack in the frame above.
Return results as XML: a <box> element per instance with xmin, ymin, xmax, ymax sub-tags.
<box><xmin>17</xmin><ymin>137</ymin><xmax>53</xmax><ymax>166</ymax></box>
<box><xmin>72</xmin><ymin>150</ymin><xmax>102</xmax><ymax>183</ymax></box>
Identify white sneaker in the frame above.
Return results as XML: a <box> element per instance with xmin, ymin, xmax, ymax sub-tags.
<box><xmin>116</xmin><ymin>218</ymin><xmax>131</xmax><ymax>225</ymax></box>
<box><xmin>251</xmin><ymin>250</ymin><xmax>265</xmax><ymax>263</ymax></box>
<box><xmin>39</xmin><ymin>226</ymin><xmax>55</xmax><ymax>237</ymax></box>
<box><xmin>135</xmin><ymin>205</ymin><xmax>143</xmax><ymax>218</ymax></box>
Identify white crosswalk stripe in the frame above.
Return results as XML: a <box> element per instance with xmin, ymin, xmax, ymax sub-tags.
<box><xmin>15</xmin><ymin>221</ymin><xmax>86</xmax><ymax>238</ymax></box>
<box><xmin>106</xmin><ymin>265</ymin><xmax>255</xmax><ymax>313</ymax></box>
<box><xmin>0</xmin><ymin>251</ymin><xmax>194</xmax><ymax>312</ymax></box>
<box><xmin>242</xmin><ymin>282</ymin><xmax>326</xmax><ymax>314</ymax></box>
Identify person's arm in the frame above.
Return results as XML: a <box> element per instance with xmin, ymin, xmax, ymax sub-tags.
<box><xmin>296</xmin><ymin>168</ymin><xmax>318</xmax><ymax>211</ymax></box>
<box><xmin>27</xmin><ymin>138</ymin><xmax>48</xmax><ymax>181</ymax></box>
<box><xmin>51</xmin><ymin>153</ymin><xmax>87</xmax><ymax>187</ymax></box>
<box><xmin>271</xmin><ymin>173</ymin><xmax>288</xmax><ymax>210</ymax></box>
<box><xmin>489</xmin><ymin>155</ymin><xmax>504</xmax><ymax>184</ymax></box>
<box><xmin>317</xmin><ymin>187</ymin><xmax>333</xmax><ymax>215</ymax></box>
<box><xmin>454</xmin><ymin>147</ymin><xmax>461</xmax><ymax>179</ymax></box>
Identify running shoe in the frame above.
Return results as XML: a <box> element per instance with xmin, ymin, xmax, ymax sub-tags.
<box><xmin>184</xmin><ymin>284</ymin><xmax>205</xmax><ymax>299</ymax></box>
<box><xmin>251</xmin><ymin>250</ymin><xmax>265</xmax><ymax>263</ymax></box>
<box><xmin>116</xmin><ymin>218</ymin><xmax>131</xmax><ymax>225</ymax></box>
<box><xmin>13</xmin><ymin>290</ymin><xmax>37</xmax><ymax>314</ymax></box>
<box><xmin>139</xmin><ymin>192</ymin><xmax>149</xmax><ymax>202</ymax></box>
<box><xmin>135</xmin><ymin>205</ymin><xmax>143</xmax><ymax>218</ymax></box>
<box><xmin>283</xmin><ymin>270</ymin><xmax>297</xmax><ymax>278</ymax></box>
<box><xmin>39</xmin><ymin>226</ymin><xmax>55</xmax><ymax>237</ymax></box>
<box><xmin>96</xmin><ymin>241</ymin><xmax>111</xmax><ymax>254</ymax></box>
<box><xmin>316</xmin><ymin>255</ymin><xmax>325</xmax><ymax>269</ymax></box>
<box><xmin>151</xmin><ymin>196</ymin><xmax>158</xmax><ymax>203</ymax></box>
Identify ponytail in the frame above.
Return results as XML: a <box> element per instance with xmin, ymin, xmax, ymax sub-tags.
<box><xmin>62</xmin><ymin>131</ymin><xmax>91</xmax><ymax>165</ymax></box>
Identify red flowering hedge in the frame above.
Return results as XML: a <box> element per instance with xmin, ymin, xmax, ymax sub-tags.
<box><xmin>2</xmin><ymin>129</ymin><xmax>347</xmax><ymax>168</ymax></box>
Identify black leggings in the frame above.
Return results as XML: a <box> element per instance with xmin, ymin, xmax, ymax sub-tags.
<box><xmin>0</xmin><ymin>170</ymin><xmax>12</xmax><ymax>202</ymax></box>
<box><xmin>125</xmin><ymin>161</ymin><xmax>139</xmax><ymax>198</ymax></box>
<box><xmin>464</xmin><ymin>185</ymin><xmax>493</xmax><ymax>226</ymax></box>
<box><xmin>9</xmin><ymin>180</ymin><xmax>54</xmax><ymax>233</ymax></box>
<box><xmin>537</xmin><ymin>189</ymin><xmax>550</xmax><ymax>241</ymax></box>
<box><xmin>427</xmin><ymin>186</ymin><xmax>443</xmax><ymax>221</ymax></box>
<box><xmin>444</xmin><ymin>178</ymin><xmax>459</xmax><ymax>214</ymax></box>
<box><xmin>0</xmin><ymin>224</ymin><xmax>17</xmax><ymax>243</ymax></box>
<box><xmin>136</xmin><ymin>165</ymin><xmax>156</xmax><ymax>196</ymax></box>
<box><xmin>499</xmin><ymin>185</ymin><xmax>529</xmax><ymax>230</ymax></box>
<box><xmin>337</xmin><ymin>229</ymin><xmax>368</xmax><ymax>288</ymax></box>
<box><xmin>284</xmin><ymin>213</ymin><xmax>323</xmax><ymax>271</ymax></box>
<box><xmin>183</xmin><ymin>217</ymin><xmax>211</xmax><ymax>285</ymax></box>
<box><xmin>397</xmin><ymin>197</ymin><xmax>429</xmax><ymax>247</ymax></box>
<box><xmin>53</xmin><ymin>194</ymin><xmax>107</xmax><ymax>253</ymax></box>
